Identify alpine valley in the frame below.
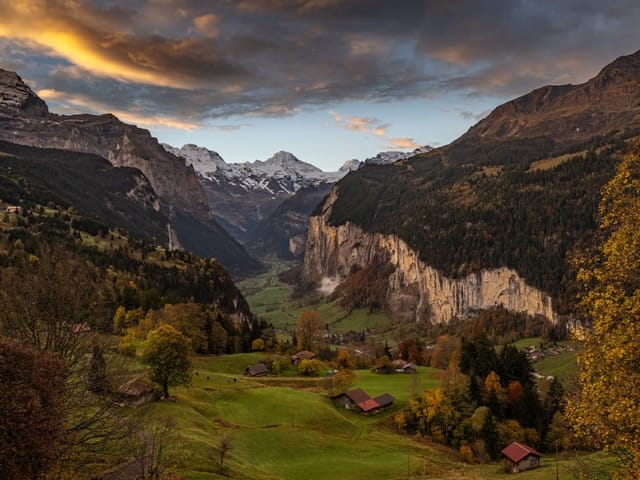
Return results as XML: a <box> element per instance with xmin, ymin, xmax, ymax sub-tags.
<box><xmin>304</xmin><ymin>49</ymin><xmax>640</xmax><ymax>328</ymax></box>
<box><xmin>162</xmin><ymin>143</ymin><xmax>432</xmax><ymax>258</ymax></box>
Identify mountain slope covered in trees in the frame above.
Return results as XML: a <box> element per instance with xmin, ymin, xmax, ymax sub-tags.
<box><xmin>313</xmin><ymin>51</ymin><xmax>640</xmax><ymax>313</ymax></box>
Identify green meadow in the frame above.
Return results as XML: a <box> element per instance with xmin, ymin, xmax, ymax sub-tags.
<box><xmin>136</xmin><ymin>353</ymin><xmax>602</xmax><ymax>480</ymax></box>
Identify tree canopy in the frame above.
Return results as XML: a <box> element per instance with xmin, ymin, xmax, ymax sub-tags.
<box><xmin>0</xmin><ymin>337</ymin><xmax>66</xmax><ymax>479</ymax></box>
<box><xmin>142</xmin><ymin>324</ymin><xmax>192</xmax><ymax>398</ymax></box>
<box><xmin>567</xmin><ymin>142</ymin><xmax>640</xmax><ymax>475</ymax></box>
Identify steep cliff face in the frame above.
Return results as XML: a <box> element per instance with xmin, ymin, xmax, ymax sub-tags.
<box><xmin>0</xmin><ymin>68</ymin><xmax>261</xmax><ymax>275</ymax></box>
<box><xmin>304</xmin><ymin>188</ymin><xmax>556</xmax><ymax>324</ymax></box>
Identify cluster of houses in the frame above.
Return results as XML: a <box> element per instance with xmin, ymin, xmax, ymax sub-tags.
<box><xmin>524</xmin><ymin>343</ymin><xmax>574</xmax><ymax>362</ymax></box>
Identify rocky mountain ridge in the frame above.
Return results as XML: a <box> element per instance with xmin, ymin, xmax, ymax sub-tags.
<box><xmin>165</xmin><ymin>142</ymin><xmax>432</xmax><ymax>250</ymax></box>
<box><xmin>303</xmin><ymin>50</ymin><xmax>640</xmax><ymax>324</ymax></box>
<box><xmin>459</xmin><ymin>49</ymin><xmax>640</xmax><ymax>147</ymax></box>
<box><xmin>0</xmin><ymin>68</ymin><xmax>260</xmax><ymax>276</ymax></box>
<box><xmin>304</xmin><ymin>189</ymin><xmax>556</xmax><ymax>324</ymax></box>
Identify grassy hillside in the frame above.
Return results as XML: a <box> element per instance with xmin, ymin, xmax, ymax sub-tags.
<box><xmin>125</xmin><ymin>353</ymin><xmax>606</xmax><ymax>480</ymax></box>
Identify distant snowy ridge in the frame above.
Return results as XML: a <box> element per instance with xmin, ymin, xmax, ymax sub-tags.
<box><xmin>163</xmin><ymin>144</ymin><xmax>358</xmax><ymax>195</ymax></box>
<box><xmin>163</xmin><ymin>143</ymin><xmax>431</xmax><ymax>195</ymax></box>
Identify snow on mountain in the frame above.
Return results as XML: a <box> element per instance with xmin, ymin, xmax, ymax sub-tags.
<box><xmin>164</xmin><ymin>144</ymin><xmax>342</xmax><ymax>195</ymax></box>
<box><xmin>162</xmin><ymin>143</ymin><xmax>228</xmax><ymax>176</ymax></box>
<box><xmin>364</xmin><ymin>146</ymin><xmax>433</xmax><ymax>165</ymax></box>
<box><xmin>163</xmin><ymin>143</ymin><xmax>433</xmax><ymax>196</ymax></box>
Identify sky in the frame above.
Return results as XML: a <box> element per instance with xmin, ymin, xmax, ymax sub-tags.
<box><xmin>0</xmin><ymin>1</ymin><xmax>639</xmax><ymax>171</ymax></box>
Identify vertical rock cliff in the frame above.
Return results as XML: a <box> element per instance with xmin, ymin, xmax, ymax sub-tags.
<box><xmin>304</xmin><ymin>188</ymin><xmax>557</xmax><ymax>324</ymax></box>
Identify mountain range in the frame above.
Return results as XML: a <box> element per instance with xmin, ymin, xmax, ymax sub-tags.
<box><xmin>304</xmin><ymin>49</ymin><xmax>640</xmax><ymax>325</ymax></box>
<box><xmin>1</xmin><ymin>48</ymin><xmax>638</xmax><ymax>328</ymax></box>
<box><xmin>164</xmin><ymin>143</ymin><xmax>432</xmax><ymax>256</ymax></box>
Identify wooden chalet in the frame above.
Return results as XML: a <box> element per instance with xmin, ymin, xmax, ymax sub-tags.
<box><xmin>117</xmin><ymin>377</ymin><xmax>158</xmax><ymax>407</ymax></box>
<box><xmin>402</xmin><ymin>363</ymin><xmax>417</xmax><ymax>374</ymax></box>
<box><xmin>331</xmin><ymin>388</ymin><xmax>395</xmax><ymax>414</ymax></box>
<box><xmin>501</xmin><ymin>442</ymin><xmax>542</xmax><ymax>473</ymax></box>
<box><xmin>245</xmin><ymin>363</ymin><xmax>269</xmax><ymax>377</ymax></box>
<box><xmin>291</xmin><ymin>350</ymin><xmax>315</xmax><ymax>364</ymax></box>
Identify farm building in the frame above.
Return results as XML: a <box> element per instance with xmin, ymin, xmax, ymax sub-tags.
<box><xmin>392</xmin><ymin>359</ymin><xmax>407</xmax><ymax>372</ymax></box>
<box><xmin>331</xmin><ymin>388</ymin><xmax>395</xmax><ymax>414</ymax></box>
<box><xmin>245</xmin><ymin>363</ymin><xmax>269</xmax><ymax>377</ymax></box>
<box><xmin>72</xmin><ymin>322</ymin><xmax>92</xmax><ymax>334</ymax></box>
<box><xmin>117</xmin><ymin>377</ymin><xmax>158</xmax><ymax>407</ymax></box>
<box><xmin>401</xmin><ymin>363</ymin><xmax>417</xmax><ymax>374</ymax></box>
<box><xmin>291</xmin><ymin>350</ymin><xmax>315</xmax><ymax>364</ymax></box>
<box><xmin>501</xmin><ymin>442</ymin><xmax>542</xmax><ymax>473</ymax></box>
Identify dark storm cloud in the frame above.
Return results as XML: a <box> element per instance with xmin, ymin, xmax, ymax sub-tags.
<box><xmin>1</xmin><ymin>0</ymin><xmax>639</xmax><ymax>124</ymax></box>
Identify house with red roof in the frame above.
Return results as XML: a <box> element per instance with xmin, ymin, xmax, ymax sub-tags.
<box><xmin>330</xmin><ymin>388</ymin><xmax>395</xmax><ymax>415</ymax></box>
<box><xmin>501</xmin><ymin>441</ymin><xmax>542</xmax><ymax>473</ymax></box>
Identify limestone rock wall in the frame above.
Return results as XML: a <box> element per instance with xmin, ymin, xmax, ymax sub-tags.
<box><xmin>304</xmin><ymin>188</ymin><xmax>556</xmax><ymax>324</ymax></box>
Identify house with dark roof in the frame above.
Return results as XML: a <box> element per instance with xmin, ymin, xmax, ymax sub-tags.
<box><xmin>501</xmin><ymin>442</ymin><xmax>542</xmax><ymax>473</ymax></box>
<box><xmin>330</xmin><ymin>388</ymin><xmax>395</xmax><ymax>414</ymax></box>
<box><xmin>402</xmin><ymin>363</ymin><xmax>417</xmax><ymax>374</ymax></box>
<box><xmin>245</xmin><ymin>363</ymin><xmax>269</xmax><ymax>377</ymax></box>
<box><xmin>372</xmin><ymin>393</ymin><xmax>395</xmax><ymax>409</ymax></box>
<box><xmin>291</xmin><ymin>350</ymin><xmax>315</xmax><ymax>364</ymax></box>
<box><xmin>117</xmin><ymin>377</ymin><xmax>158</xmax><ymax>407</ymax></box>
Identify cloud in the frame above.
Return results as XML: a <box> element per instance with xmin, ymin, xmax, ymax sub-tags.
<box><xmin>1</xmin><ymin>0</ymin><xmax>639</xmax><ymax>124</ymax></box>
<box><xmin>37</xmin><ymin>87</ymin><xmax>201</xmax><ymax>130</ymax></box>
<box><xmin>192</xmin><ymin>13</ymin><xmax>220</xmax><ymax>36</ymax></box>
<box><xmin>440</xmin><ymin>107</ymin><xmax>489</xmax><ymax>121</ymax></box>
<box><xmin>384</xmin><ymin>137</ymin><xmax>420</xmax><ymax>150</ymax></box>
<box><xmin>329</xmin><ymin>110</ymin><xmax>389</xmax><ymax>137</ymax></box>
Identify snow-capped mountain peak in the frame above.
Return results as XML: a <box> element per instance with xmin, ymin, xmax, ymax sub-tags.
<box><xmin>162</xmin><ymin>143</ymin><xmax>228</xmax><ymax>176</ymax></box>
<box><xmin>248</xmin><ymin>151</ymin><xmax>323</xmax><ymax>178</ymax></box>
<box><xmin>338</xmin><ymin>159</ymin><xmax>362</xmax><ymax>174</ymax></box>
<box><xmin>163</xmin><ymin>143</ymin><xmax>433</xmax><ymax>197</ymax></box>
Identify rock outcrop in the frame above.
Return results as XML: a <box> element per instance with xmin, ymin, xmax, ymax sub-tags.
<box><xmin>459</xmin><ymin>49</ymin><xmax>640</xmax><ymax>147</ymax></box>
<box><xmin>0</xmin><ymin>68</ymin><xmax>261</xmax><ymax>275</ymax></box>
<box><xmin>304</xmin><ymin>188</ymin><xmax>556</xmax><ymax>324</ymax></box>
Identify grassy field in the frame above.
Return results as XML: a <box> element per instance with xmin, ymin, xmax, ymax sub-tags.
<box><xmin>136</xmin><ymin>352</ymin><xmax>607</xmax><ymax>480</ymax></box>
<box><xmin>146</xmin><ymin>354</ymin><xmax>455</xmax><ymax>480</ymax></box>
<box><xmin>240</xmin><ymin>260</ymin><xmax>394</xmax><ymax>338</ymax></box>
<box><xmin>534</xmin><ymin>351</ymin><xmax>578</xmax><ymax>380</ymax></box>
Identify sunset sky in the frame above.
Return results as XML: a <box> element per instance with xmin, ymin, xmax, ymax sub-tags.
<box><xmin>1</xmin><ymin>0</ymin><xmax>639</xmax><ymax>170</ymax></box>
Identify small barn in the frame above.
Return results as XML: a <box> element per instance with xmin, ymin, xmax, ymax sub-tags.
<box><xmin>331</xmin><ymin>388</ymin><xmax>395</xmax><ymax>414</ymax></box>
<box><xmin>372</xmin><ymin>393</ymin><xmax>395</xmax><ymax>410</ymax></box>
<box><xmin>291</xmin><ymin>350</ymin><xmax>316</xmax><ymax>365</ymax></box>
<box><xmin>245</xmin><ymin>363</ymin><xmax>269</xmax><ymax>377</ymax></box>
<box><xmin>117</xmin><ymin>377</ymin><xmax>158</xmax><ymax>407</ymax></box>
<box><xmin>393</xmin><ymin>359</ymin><xmax>408</xmax><ymax>373</ymax></box>
<box><xmin>402</xmin><ymin>363</ymin><xmax>417</xmax><ymax>374</ymax></box>
<box><xmin>501</xmin><ymin>442</ymin><xmax>542</xmax><ymax>473</ymax></box>
<box><xmin>331</xmin><ymin>388</ymin><xmax>371</xmax><ymax>411</ymax></box>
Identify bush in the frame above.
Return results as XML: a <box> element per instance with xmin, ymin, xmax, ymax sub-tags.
<box><xmin>251</xmin><ymin>338</ymin><xmax>265</xmax><ymax>351</ymax></box>
<box><xmin>298</xmin><ymin>359</ymin><xmax>326</xmax><ymax>377</ymax></box>
<box><xmin>118</xmin><ymin>336</ymin><xmax>137</xmax><ymax>357</ymax></box>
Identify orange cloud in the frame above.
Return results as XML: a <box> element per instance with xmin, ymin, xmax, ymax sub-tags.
<box><xmin>329</xmin><ymin>110</ymin><xmax>388</xmax><ymax>137</ymax></box>
<box><xmin>384</xmin><ymin>137</ymin><xmax>420</xmax><ymax>150</ymax></box>
<box><xmin>37</xmin><ymin>88</ymin><xmax>200</xmax><ymax>130</ymax></box>
<box><xmin>0</xmin><ymin>0</ymin><xmax>232</xmax><ymax>89</ymax></box>
<box><xmin>193</xmin><ymin>13</ymin><xmax>220</xmax><ymax>36</ymax></box>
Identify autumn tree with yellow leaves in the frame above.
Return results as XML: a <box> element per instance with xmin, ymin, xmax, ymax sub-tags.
<box><xmin>567</xmin><ymin>143</ymin><xmax>640</xmax><ymax>475</ymax></box>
